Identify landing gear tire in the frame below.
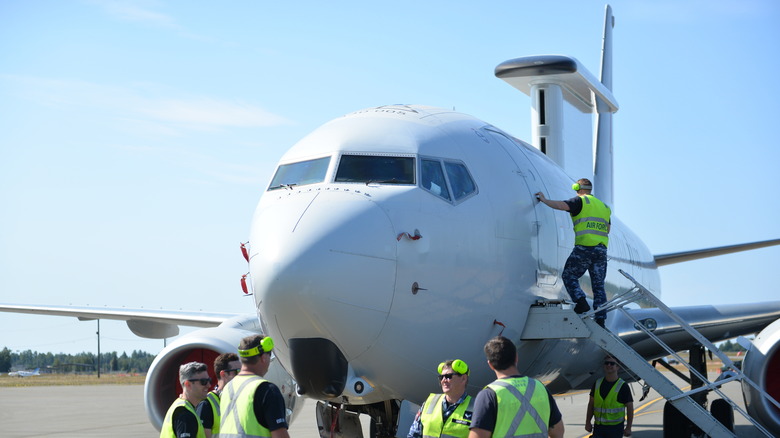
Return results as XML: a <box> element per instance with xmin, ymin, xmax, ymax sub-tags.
<box><xmin>710</xmin><ymin>398</ymin><xmax>734</xmax><ymax>432</ymax></box>
<box><xmin>663</xmin><ymin>402</ymin><xmax>691</xmax><ymax>438</ymax></box>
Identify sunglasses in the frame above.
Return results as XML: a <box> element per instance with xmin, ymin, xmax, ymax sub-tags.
<box><xmin>438</xmin><ymin>373</ymin><xmax>461</xmax><ymax>381</ymax></box>
<box><xmin>225</xmin><ymin>368</ymin><xmax>241</xmax><ymax>375</ymax></box>
<box><xmin>188</xmin><ymin>378</ymin><xmax>212</xmax><ymax>386</ymax></box>
<box><xmin>604</xmin><ymin>361</ymin><xmax>618</xmax><ymax>366</ymax></box>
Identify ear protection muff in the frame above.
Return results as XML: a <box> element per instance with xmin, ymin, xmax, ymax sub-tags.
<box><xmin>238</xmin><ymin>336</ymin><xmax>275</xmax><ymax>357</ymax></box>
<box><xmin>260</xmin><ymin>336</ymin><xmax>275</xmax><ymax>353</ymax></box>
<box><xmin>452</xmin><ymin>359</ymin><xmax>469</xmax><ymax>375</ymax></box>
<box><xmin>437</xmin><ymin>359</ymin><xmax>470</xmax><ymax>375</ymax></box>
<box><xmin>572</xmin><ymin>182</ymin><xmax>592</xmax><ymax>191</ymax></box>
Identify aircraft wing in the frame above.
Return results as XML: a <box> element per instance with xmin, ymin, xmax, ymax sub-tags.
<box><xmin>617</xmin><ymin>301</ymin><xmax>780</xmax><ymax>358</ymax></box>
<box><xmin>0</xmin><ymin>303</ymin><xmax>241</xmax><ymax>339</ymax></box>
<box><xmin>654</xmin><ymin>238</ymin><xmax>780</xmax><ymax>266</ymax></box>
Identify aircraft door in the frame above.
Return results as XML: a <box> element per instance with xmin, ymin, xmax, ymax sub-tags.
<box><xmin>485</xmin><ymin>130</ymin><xmax>559</xmax><ymax>292</ymax></box>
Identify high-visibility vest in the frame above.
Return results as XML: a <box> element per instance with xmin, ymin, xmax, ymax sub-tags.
<box><xmin>486</xmin><ymin>377</ymin><xmax>551</xmax><ymax>438</ymax></box>
<box><xmin>419</xmin><ymin>393</ymin><xmax>474</xmax><ymax>438</ymax></box>
<box><xmin>219</xmin><ymin>375</ymin><xmax>272</xmax><ymax>438</ymax></box>
<box><xmin>205</xmin><ymin>391</ymin><xmax>221</xmax><ymax>436</ymax></box>
<box><xmin>571</xmin><ymin>195</ymin><xmax>611</xmax><ymax>247</ymax></box>
<box><xmin>593</xmin><ymin>378</ymin><xmax>626</xmax><ymax>425</ymax></box>
<box><xmin>160</xmin><ymin>398</ymin><xmax>206</xmax><ymax>438</ymax></box>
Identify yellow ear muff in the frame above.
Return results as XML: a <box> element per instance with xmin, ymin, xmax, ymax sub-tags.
<box><xmin>572</xmin><ymin>183</ymin><xmax>580</xmax><ymax>191</ymax></box>
<box><xmin>238</xmin><ymin>336</ymin><xmax>275</xmax><ymax>357</ymax></box>
<box><xmin>452</xmin><ymin>359</ymin><xmax>469</xmax><ymax>375</ymax></box>
<box><xmin>438</xmin><ymin>359</ymin><xmax>469</xmax><ymax>375</ymax></box>
<box><xmin>260</xmin><ymin>336</ymin><xmax>274</xmax><ymax>353</ymax></box>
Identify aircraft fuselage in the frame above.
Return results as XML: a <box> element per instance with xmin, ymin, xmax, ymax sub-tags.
<box><xmin>248</xmin><ymin>105</ymin><xmax>659</xmax><ymax>405</ymax></box>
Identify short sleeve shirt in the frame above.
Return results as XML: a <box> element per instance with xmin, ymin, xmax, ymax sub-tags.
<box><xmin>253</xmin><ymin>381</ymin><xmax>289</xmax><ymax>431</ymax></box>
<box><xmin>564</xmin><ymin>196</ymin><xmax>583</xmax><ymax>216</ymax></box>
<box><xmin>196</xmin><ymin>395</ymin><xmax>216</xmax><ymax>429</ymax></box>
<box><xmin>172</xmin><ymin>405</ymin><xmax>201</xmax><ymax>438</ymax></box>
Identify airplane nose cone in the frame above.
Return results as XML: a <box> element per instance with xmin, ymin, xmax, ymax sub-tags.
<box><xmin>249</xmin><ymin>189</ymin><xmax>397</xmax><ymax>363</ymax></box>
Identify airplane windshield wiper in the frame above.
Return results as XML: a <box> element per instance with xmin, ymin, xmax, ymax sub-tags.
<box><xmin>366</xmin><ymin>178</ymin><xmax>400</xmax><ymax>185</ymax></box>
<box><xmin>269</xmin><ymin>183</ymin><xmax>297</xmax><ymax>190</ymax></box>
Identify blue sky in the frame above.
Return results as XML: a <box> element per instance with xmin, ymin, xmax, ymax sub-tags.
<box><xmin>1</xmin><ymin>0</ymin><xmax>778</xmax><ymax>355</ymax></box>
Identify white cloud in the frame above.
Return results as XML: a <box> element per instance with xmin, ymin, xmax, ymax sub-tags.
<box><xmin>142</xmin><ymin>98</ymin><xmax>292</xmax><ymax>128</ymax></box>
<box><xmin>3</xmin><ymin>75</ymin><xmax>293</xmax><ymax>132</ymax></box>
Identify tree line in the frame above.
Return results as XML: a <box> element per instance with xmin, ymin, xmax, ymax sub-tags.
<box><xmin>718</xmin><ymin>339</ymin><xmax>747</xmax><ymax>353</ymax></box>
<box><xmin>0</xmin><ymin>347</ymin><xmax>156</xmax><ymax>374</ymax></box>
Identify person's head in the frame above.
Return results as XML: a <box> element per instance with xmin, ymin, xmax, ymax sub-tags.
<box><xmin>573</xmin><ymin>178</ymin><xmax>593</xmax><ymax>194</ymax></box>
<box><xmin>437</xmin><ymin>359</ymin><xmax>469</xmax><ymax>399</ymax></box>
<box><xmin>238</xmin><ymin>335</ymin><xmax>274</xmax><ymax>376</ymax></box>
<box><xmin>214</xmin><ymin>352</ymin><xmax>241</xmax><ymax>385</ymax></box>
<box><xmin>179</xmin><ymin>361</ymin><xmax>211</xmax><ymax>401</ymax></box>
<box><xmin>484</xmin><ymin>336</ymin><xmax>517</xmax><ymax>372</ymax></box>
<box><xmin>603</xmin><ymin>355</ymin><xmax>620</xmax><ymax>374</ymax></box>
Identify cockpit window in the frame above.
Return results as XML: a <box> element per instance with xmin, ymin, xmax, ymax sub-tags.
<box><xmin>267</xmin><ymin>156</ymin><xmax>331</xmax><ymax>191</ymax></box>
<box><xmin>421</xmin><ymin>159</ymin><xmax>451</xmax><ymax>201</ymax></box>
<box><xmin>335</xmin><ymin>155</ymin><xmax>415</xmax><ymax>184</ymax></box>
<box><xmin>421</xmin><ymin>158</ymin><xmax>476</xmax><ymax>203</ymax></box>
<box><xmin>445</xmin><ymin>162</ymin><xmax>476</xmax><ymax>200</ymax></box>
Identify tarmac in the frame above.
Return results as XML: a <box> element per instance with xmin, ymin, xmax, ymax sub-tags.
<box><xmin>1</xmin><ymin>372</ymin><xmax>768</xmax><ymax>437</ymax></box>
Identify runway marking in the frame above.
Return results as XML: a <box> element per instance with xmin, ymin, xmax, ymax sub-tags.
<box><xmin>635</xmin><ymin>383</ymin><xmax>692</xmax><ymax>414</ymax></box>
<box><xmin>554</xmin><ymin>389</ymin><xmax>590</xmax><ymax>397</ymax></box>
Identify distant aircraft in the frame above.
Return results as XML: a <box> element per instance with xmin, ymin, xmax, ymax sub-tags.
<box><xmin>1</xmin><ymin>4</ymin><xmax>780</xmax><ymax>437</ymax></box>
<box><xmin>8</xmin><ymin>367</ymin><xmax>40</xmax><ymax>377</ymax></box>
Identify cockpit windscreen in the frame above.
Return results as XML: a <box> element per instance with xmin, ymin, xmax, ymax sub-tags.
<box><xmin>335</xmin><ymin>155</ymin><xmax>415</xmax><ymax>184</ymax></box>
<box><xmin>267</xmin><ymin>156</ymin><xmax>331</xmax><ymax>191</ymax></box>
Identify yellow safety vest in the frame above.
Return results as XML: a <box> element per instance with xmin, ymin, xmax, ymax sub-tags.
<box><xmin>419</xmin><ymin>393</ymin><xmax>474</xmax><ymax>438</ymax></box>
<box><xmin>205</xmin><ymin>391</ymin><xmax>221</xmax><ymax>436</ymax></box>
<box><xmin>219</xmin><ymin>375</ymin><xmax>272</xmax><ymax>438</ymax></box>
<box><xmin>160</xmin><ymin>398</ymin><xmax>206</xmax><ymax>438</ymax></box>
<box><xmin>486</xmin><ymin>377</ymin><xmax>551</xmax><ymax>438</ymax></box>
<box><xmin>571</xmin><ymin>195</ymin><xmax>611</xmax><ymax>247</ymax></box>
<box><xmin>593</xmin><ymin>378</ymin><xmax>626</xmax><ymax>425</ymax></box>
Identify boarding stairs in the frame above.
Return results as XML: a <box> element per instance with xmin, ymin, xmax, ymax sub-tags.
<box><xmin>521</xmin><ymin>269</ymin><xmax>778</xmax><ymax>438</ymax></box>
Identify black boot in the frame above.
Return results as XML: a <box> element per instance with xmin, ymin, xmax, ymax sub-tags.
<box><xmin>574</xmin><ymin>297</ymin><xmax>591</xmax><ymax>314</ymax></box>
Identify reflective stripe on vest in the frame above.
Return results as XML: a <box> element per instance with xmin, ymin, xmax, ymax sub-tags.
<box><xmin>160</xmin><ymin>398</ymin><xmax>206</xmax><ymax>438</ymax></box>
<box><xmin>593</xmin><ymin>378</ymin><xmax>626</xmax><ymax>425</ymax></box>
<box><xmin>487</xmin><ymin>377</ymin><xmax>550</xmax><ymax>438</ymax></box>
<box><xmin>219</xmin><ymin>375</ymin><xmax>271</xmax><ymax>438</ymax></box>
<box><xmin>571</xmin><ymin>195</ymin><xmax>611</xmax><ymax>247</ymax></box>
<box><xmin>419</xmin><ymin>393</ymin><xmax>474</xmax><ymax>438</ymax></box>
<box><xmin>206</xmin><ymin>391</ymin><xmax>221</xmax><ymax>435</ymax></box>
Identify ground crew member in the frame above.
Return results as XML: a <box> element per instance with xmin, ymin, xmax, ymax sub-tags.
<box><xmin>585</xmin><ymin>355</ymin><xmax>633</xmax><ymax>437</ymax></box>
<box><xmin>219</xmin><ymin>335</ymin><xmax>289</xmax><ymax>438</ymax></box>
<box><xmin>160</xmin><ymin>361</ymin><xmax>211</xmax><ymax>438</ymax></box>
<box><xmin>536</xmin><ymin>178</ymin><xmax>611</xmax><ymax>326</ymax></box>
<box><xmin>197</xmin><ymin>352</ymin><xmax>241</xmax><ymax>437</ymax></box>
<box><xmin>469</xmin><ymin>336</ymin><xmax>564</xmax><ymax>438</ymax></box>
<box><xmin>408</xmin><ymin>359</ymin><xmax>474</xmax><ymax>438</ymax></box>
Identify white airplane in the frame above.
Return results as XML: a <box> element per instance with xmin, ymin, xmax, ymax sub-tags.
<box><xmin>8</xmin><ymin>367</ymin><xmax>41</xmax><ymax>377</ymax></box>
<box><xmin>1</xmin><ymin>5</ymin><xmax>780</xmax><ymax>437</ymax></box>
